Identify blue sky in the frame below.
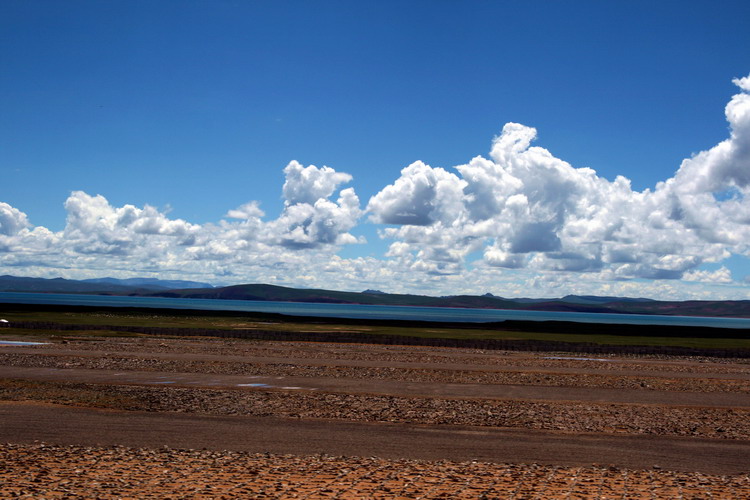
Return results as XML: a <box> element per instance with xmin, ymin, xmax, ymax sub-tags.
<box><xmin>2</xmin><ymin>1</ymin><xmax>750</xmax><ymax>299</ymax></box>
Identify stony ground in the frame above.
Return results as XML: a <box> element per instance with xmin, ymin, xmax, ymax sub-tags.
<box><xmin>2</xmin><ymin>443</ymin><xmax>749</xmax><ymax>499</ymax></box>
<box><xmin>1</xmin><ymin>336</ymin><xmax>749</xmax><ymax>498</ymax></box>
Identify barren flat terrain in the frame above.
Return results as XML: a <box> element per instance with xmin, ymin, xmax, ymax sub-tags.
<box><xmin>1</xmin><ymin>335</ymin><xmax>749</xmax><ymax>498</ymax></box>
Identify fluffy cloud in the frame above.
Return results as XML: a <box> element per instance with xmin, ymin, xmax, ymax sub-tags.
<box><xmin>683</xmin><ymin>267</ymin><xmax>733</xmax><ymax>284</ymax></box>
<box><xmin>63</xmin><ymin>192</ymin><xmax>199</xmax><ymax>255</ymax></box>
<box><xmin>0</xmin><ymin>203</ymin><xmax>57</xmax><ymax>256</ymax></box>
<box><xmin>267</xmin><ymin>162</ymin><xmax>362</xmax><ymax>249</ymax></box>
<box><xmin>368</xmin><ymin>73</ymin><xmax>750</xmax><ymax>287</ymax></box>
<box><xmin>0</xmin><ymin>202</ymin><xmax>30</xmax><ymax>236</ymax></box>
<box><xmin>0</xmin><ymin>162</ymin><xmax>363</xmax><ymax>282</ymax></box>
<box><xmin>282</xmin><ymin>161</ymin><xmax>353</xmax><ymax>205</ymax></box>
<box><xmin>226</xmin><ymin>201</ymin><xmax>264</xmax><ymax>220</ymax></box>
<box><xmin>368</xmin><ymin>161</ymin><xmax>466</xmax><ymax>226</ymax></box>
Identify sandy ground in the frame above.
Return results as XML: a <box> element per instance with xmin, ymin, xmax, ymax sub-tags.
<box><xmin>1</xmin><ymin>336</ymin><xmax>749</xmax><ymax>498</ymax></box>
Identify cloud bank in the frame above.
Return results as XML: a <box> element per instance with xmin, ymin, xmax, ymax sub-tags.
<box><xmin>2</xmin><ymin>74</ymin><xmax>750</xmax><ymax>299</ymax></box>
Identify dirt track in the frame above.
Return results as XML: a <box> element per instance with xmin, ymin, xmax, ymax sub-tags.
<box><xmin>1</xmin><ymin>336</ymin><xmax>749</xmax><ymax>498</ymax></box>
<box><xmin>2</xmin><ymin>401</ymin><xmax>750</xmax><ymax>474</ymax></box>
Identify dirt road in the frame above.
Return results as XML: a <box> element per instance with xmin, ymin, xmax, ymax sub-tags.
<box><xmin>2</xmin><ymin>401</ymin><xmax>749</xmax><ymax>475</ymax></box>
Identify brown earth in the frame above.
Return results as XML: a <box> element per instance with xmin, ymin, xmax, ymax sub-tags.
<box><xmin>1</xmin><ymin>336</ymin><xmax>749</xmax><ymax>498</ymax></box>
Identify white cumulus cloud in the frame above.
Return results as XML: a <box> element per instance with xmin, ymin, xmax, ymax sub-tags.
<box><xmin>282</xmin><ymin>160</ymin><xmax>353</xmax><ymax>205</ymax></box>
<box><xmin>367</xmin><ymin>73</ymin><xmax>750</xmax><ymax>287</ymax></box>
<box><xmin>0</xmin><ymin>161</ymin><xmax>363</xmax><ymax>282</ymax></box>
<box><xmin>683</xmin><ymin>267</ymin><xmax>733</xmax><ymax>283</ymax></box>
<box><xmin>0</xmin><ymin>202</ymin><xmax>30</xmax><ymax>236</ymax></box>
<box><xmin>367</xmin><ymin>161</ymin><xmax>466</xmax><ymax>226</ymax></box>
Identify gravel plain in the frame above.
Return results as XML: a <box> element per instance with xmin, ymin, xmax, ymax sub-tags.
<box><xmin>1</xmin><ymin>336</ymin><xmax>749</xmax><ymax>498</ymax></box>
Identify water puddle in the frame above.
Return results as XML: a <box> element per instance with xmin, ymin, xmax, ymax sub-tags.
<box><xmin>236</xmin><ymin>382</ymin><xmax>314</xmax><ymax>391</ymax></box>
<box><xmin>0</xmin><ymin>340</ymin><xmax>49</xmax><ymax>346</ymax></box>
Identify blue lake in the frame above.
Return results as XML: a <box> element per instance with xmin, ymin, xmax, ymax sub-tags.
<box><xmin>1</xmin><ymin>292</ymin><xmax>749</xmax><ymax>329</ymax></box>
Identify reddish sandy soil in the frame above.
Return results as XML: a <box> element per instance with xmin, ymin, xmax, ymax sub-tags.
<box><xmin>1</xmin><ymin>336</ymin><xmax>749</xmax><ymax>498</ymax></box>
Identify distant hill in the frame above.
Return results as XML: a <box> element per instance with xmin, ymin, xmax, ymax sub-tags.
<box><xmin>602</xmin><ymin>299</ymin><xmax>750</xmax><ymax>318</ymax></box>
<box><xmin>0</xmin><ymin>275</ymin><xmax>213</xmax><ymax>294</ymax></box>
<box><xmin>513</xmin><ymin>295</ymin><xmax>655</xmax><ymax>305</ymax></box>
<box><xmin>559</xmin><ymin>295</ymin><xmax>655</xmax><ymax>304</ymax></box>
<box><xmin>145</xmin><ymin>283</ymin><xmax>750</xmax><ymax>318</ymax></box>
<box><xmin>81</xmin><ymin>277</ymin><xmax>213</xmax><ymax>290</ymax></box>
<box><xmin>149</xmin><ymin>283</ymin><xmax>521</xmax><ymax>309</ymax></box>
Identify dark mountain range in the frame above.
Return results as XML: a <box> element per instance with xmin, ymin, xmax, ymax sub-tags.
<box><xmin>513</xmin><ymin>295</ymin><xmax>655</xmax><ymax>304</ymax></box>
<box><xmin>2</xmin><ymin>275</ymin><xmax>749</xmax><ymax>318</ymax></box>
<box><xmin>0</xmin><ymin>275</ymin><xmax>212</xmax><ymax>294</ymax></box>
<box><xmin>150</xmin><ymin>283</ymin><xmax>521</xmax><ymax>309</ymax></box>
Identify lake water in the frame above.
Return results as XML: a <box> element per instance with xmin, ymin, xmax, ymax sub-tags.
<box><xmin>1</xmin><ymin>292</ymin><xmax>750</xmax><ymax>330</ymax></box>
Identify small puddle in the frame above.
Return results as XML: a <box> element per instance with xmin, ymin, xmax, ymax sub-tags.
<box><xmin>235</xmin><ymin>383</ymin><xmax>314</xmax><ymax>390</ymax></box>
<box><xmin>0</xmin><ymin>341</ymin><xmax>49</xmax><ymax>346</ymax></box>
